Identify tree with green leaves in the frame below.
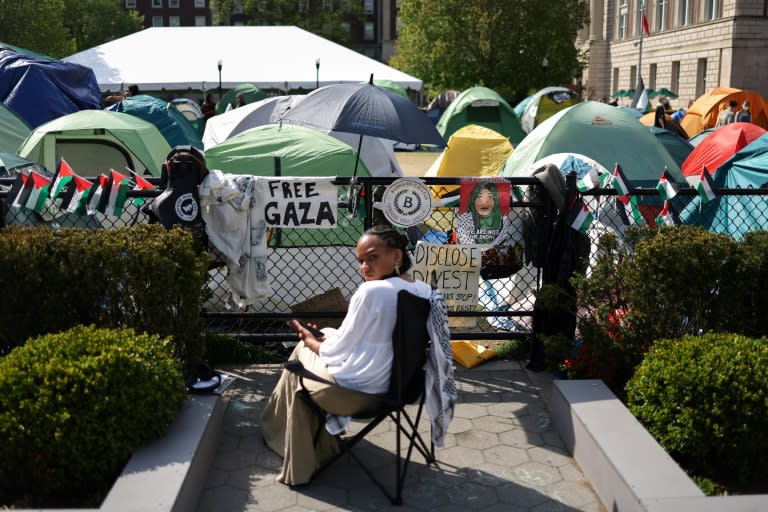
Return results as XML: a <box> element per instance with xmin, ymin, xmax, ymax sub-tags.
<box><xmin>212</xmin><ymin>0</ymin><xmax>365</xmax><ymax>46</ymax></box>
<box><xmin>0</xmin><ymin>0</ymin><xmax>74</xmax><ymax>58</ymax></box>
<box><xmin>390</xmin><ymin>0</ymin><xmax>589</xmax><ymax>100</ymax></box>
<box><xmin>62</xmin><ymin>0</ymin><xmax>144</xmax><ymax>54</ymax></box>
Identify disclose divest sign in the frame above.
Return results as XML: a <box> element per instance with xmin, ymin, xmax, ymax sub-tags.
<box><xmin>264</xmin><ymin>177</ymin><xmax>337</xmax><ymax>228</ymax></box>
<box><xmin>411</xmin><ymin>241</ymin><xmax>483</xmax><ymax>312</ymax></box>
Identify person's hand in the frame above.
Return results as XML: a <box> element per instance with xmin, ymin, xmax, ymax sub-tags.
<box><xmin>289</xmin><ymin>319</ymin><xmax>324</xmax><ymax>353</ymax></box>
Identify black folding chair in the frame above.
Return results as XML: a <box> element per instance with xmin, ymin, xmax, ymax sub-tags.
<box><xmin>284</xmin><ymin>289</ymin><xmax>435</xmax><ymax>505</ymax></box>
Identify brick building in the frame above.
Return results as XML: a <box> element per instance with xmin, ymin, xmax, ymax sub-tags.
<box><xmin>579</xmin><ymin>0</ymin><xmax>768</xmax><ymax>108</ymax></box>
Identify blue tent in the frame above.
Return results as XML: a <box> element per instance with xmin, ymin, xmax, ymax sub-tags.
<box><xmin>680</xmin><ymin>133</ymin><xmax>768</xmax><ymax>239</ymax></box>
<box><xmin>0</xmin><ymin>48</ymin><xmax>101</xmax><ymax>128</ymax></box>
<box><xmin>107</xmin><ymin>94</ymin><xmax>203</xmax><ymax>150</ymax></box>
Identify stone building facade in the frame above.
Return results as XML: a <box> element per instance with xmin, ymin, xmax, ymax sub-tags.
<box><xmin>578</xmin><ymin>0</ymin><xmax>768</xmax><ymax>108</ymax></box>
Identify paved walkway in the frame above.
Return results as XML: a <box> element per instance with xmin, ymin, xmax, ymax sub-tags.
<box><xmin>195</xmin><ymin>360</ymin><xmax>606</xmax><ymax>512</ymax></box>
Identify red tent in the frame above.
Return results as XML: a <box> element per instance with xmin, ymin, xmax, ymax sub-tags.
<box><xmin>681</xmin><ymin>122</ymin><xmax>766</xmax><ymax>180</ymax></box>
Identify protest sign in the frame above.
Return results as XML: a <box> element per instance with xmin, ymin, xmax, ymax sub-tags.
<box><xmin>264</xmin><ymin>177</ymin><xmax>337</xmax><ymax>228</ymax></box>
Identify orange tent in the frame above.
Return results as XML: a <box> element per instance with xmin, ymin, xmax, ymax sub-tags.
<box><xmin>680</xmin><ymin>87</ymin><xmax>768</xmax><ymax>137</ymax></box>
<box><xmin>638</xmin><ymin>111</ymin><xmax>689</xmax><ymax>139</ymax></box>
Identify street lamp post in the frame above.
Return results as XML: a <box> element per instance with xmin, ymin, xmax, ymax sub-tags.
<box><xmin>217</xmin><ymin>60</ymin><xmax>223</xmax><ymax>101</ymax></box>
<box><xmin>315</xmin><ymin>58</ymin><xmax>320</xmax><ymax>90</ymax></box>
<box><xmin>541</xmin><ymin>57</ymin><xmax>549</xmax><ymax>86</ymax></box>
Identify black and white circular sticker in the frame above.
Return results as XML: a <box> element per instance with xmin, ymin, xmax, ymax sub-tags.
<box><xmin>380</xmin><ymin>178</ymin><xmax>433</xmax><ymax>227</ymax></box>
<box><xmin>174</xmin><ymin>193</ymin><xmax>199</xmax><ymax>222</ymax></box>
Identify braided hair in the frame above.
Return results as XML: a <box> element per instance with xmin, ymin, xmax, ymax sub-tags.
<box><xmin>363</xmin><ymin>224</ymin><xmax>413</xmax><ymax>274</ymax></box>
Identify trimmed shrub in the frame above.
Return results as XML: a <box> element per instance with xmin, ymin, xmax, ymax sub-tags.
<box><xmin>0</xmin><ymin>325</ymin><xmax>187</xmax><ymax>506</ymax></box>
<box><xmin>626</xmin><ymin>332</ymin><xmax>768</xmax><ymax>490</ymax></box>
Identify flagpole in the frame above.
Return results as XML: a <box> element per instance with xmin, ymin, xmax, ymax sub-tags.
<box><xmin>632</xmin><ymin>6</ymin><xmax>646</xmax><ymax>109</ymax></box>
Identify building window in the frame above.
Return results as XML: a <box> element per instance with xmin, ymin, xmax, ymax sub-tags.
<box><xmin>655</xmin><ymin>0</ymin><xmax>667</xmax><ymax>31</ymax></box>
<box><xmin>195</xmin><ymin>15</ymin><xmax>206</xmax><ymax>25</ymax></box>
<box><xmin>703</xmin><ymin>0</ymin><xmax>718</xmax><ymax>20</ymax></box>
<box><xmin>195</xmin><ymin>0</ymin><xmax>205</xmax><ymax>6</ymax></box>
<box><xmin>152</xmin><ymin>0</ymin><xmax>162</xmax><ymax>7</ymax></box>
<box><xmin>630</xmin><ymin>65</ymin><xmax>637</xmax><ymax>89</ymax></box>
<box><xmin>696</xmin><ymin>58</ymin><xmax>707</xmax><ymax>97</ymax></box>
<box><xmin>649</xmin><ymin>63</ymin><xmax>657</xmax><ymax>89</ymax></box>
<box><xmin>671</xmin><ymin>61</ymin><xmax>680</xmax><ymax>93</ymax></box>
<box><xmin>613</xmin><ymin>68</ymin><xmax>620</xmax><ymax>94</ymax></box>
<box><xmin>125</xmin><ymin>0</ymin><xmax>136</xmax><ymax>8</ymax></box>
<box><xmin>152</xmin><ymin>15</ymin><xmax>163</xmax><ymax>26</ymax></box>
<box><xmin>234</xmin><ymin>0</ymin><xmax>244</xmax><ymax>14</ymax></box>
<box><xmin>364</xmin><ymin>0</ymin><xmax>374</xmax><ymax>14</ymax></box>
<box><xmin>618</xmin><ymin>0</ymin><xmax>628</xmax><ymax>39</ymax></box>
<box><xmin>364</xmin><ymin>21</ymin><xmax>375</xmax><ymax>41</ymax></box>
<box><xmin>169</xmin><ymin>15</ymin><xmax>180</xmax><ymax>26</ymax></box>
<box><xmin>634</xmin><ymin>1</ymin><xmax>644</xmax><ymax>36</ymax></box>
<box><xmin>678</xmin><ymin>0</ymin><xmax>691</xmax><ymax>26</ymax></box>
<box><xmin>169</xmin><ymin>0</ymin><xmax>179</xmax><ymax>7</ymax></box>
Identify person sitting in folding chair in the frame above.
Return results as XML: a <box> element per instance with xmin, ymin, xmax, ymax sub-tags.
<box><xmin>259</xmin><ymin>224</ymin><xmax>440</xmax><ymax>487</ymax></box>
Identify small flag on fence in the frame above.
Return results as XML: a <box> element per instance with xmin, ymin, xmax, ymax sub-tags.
<box><xmin>568</xmin><ymin>198</ymin><xmax>594</xmax><ymax>234</ymax></box>
<box><xmin>6</xmin><ymin>172</ymin><xmax>31</xmax><ymax>209</ymax></box>
<box><xmin>696</xmin><ymin>166</ymin><xmax>718</xmax><ymax>203</ymax></box>
<box><xmin>656</xmin><ymin>169</ymin><xmax>679</xmax><ymax>201</ymax></box>
<box><xmin>611</xmin><ymin>163</ymin><xmax>632</xmax><ymax>197</ymax></box>
<box><xmin>87</xmin><ymin>174</ymin><xmax>109</xmax><ymax>215</ymax></box>
<box><xmin>599</xmin><ymin>171</ymin><xmax>612</xmax><ymax>189</ymax></box>
<box><xmin>24</xmin><ymin>171</ymin><xmax>52</xmax><ymax>214</ymax></box>
<box><xmin>50</xmin><ymin>159</ymin><xmax>76</xmax><ymax>200</ymax></box>
<box><xmin>103</xmin><ymin>169</ymin><xmax>131</xmax><ymax>217</ymax></box>
<box><xmin>129</xmin><ymin>170</ymin><xmax>156</xmax><ymax>206</ymax></box>
<box><xmin>577</xmin><ymin>165</ymin><xmax>601</xmax><ymax>192</ymax></box>
<box><xmin>616</xmin><ymin>194</ymin><xmax>645</xmax><ymax>226</ymax></box>
<box><xmin>655</xmin><ymin>201</ymin><xmax>678</xmax><ymax>226</ymax></box>
<box><xmin>59</xmin><ymin>175</ymin><xmax>94</xmax><ymax>215</ymax></box>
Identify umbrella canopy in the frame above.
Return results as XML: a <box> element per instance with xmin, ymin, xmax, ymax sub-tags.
<box><xmin>681</xmin><ymin>133</ymin><xmax>768</xmax><ymax>240</ymax></box>
<box><xmin>655</xmin><ymin>87</ymin><xmax>679</xmax><ymax>99</ymax></box>
<box><xmin>280</xmin><ymin>80</ymin><xmax>444</xmax><ymax>147</ymax></box>
<box><xmin>107</xmin><ymin>94</ymin><xmax>203</xmax><ymax>150</ymax></box>
<box><xmin>499</xmin><ymin>101</ymin><xmax>682</xmax><ymax>187</ymax></box>
<box><xmin>681</xmin><ymin>122</ymin><xmax>767</xmax><ymax>180</ymax></box>
<box><xmin>611</xmin><ymin>89</ymin><xmax>628</xmax><ymax>98</ymax></box>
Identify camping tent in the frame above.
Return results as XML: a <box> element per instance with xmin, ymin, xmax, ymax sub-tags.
<box><xmin>17</xmin><ymin>110</ymin><xmax>172</xmax><ymax>177</ymax></box>
<box><xmin>436</xmin><ymin>86</ymin><xmax>525</xmax><ymax>145</ymax></box>
<box><xmin>680</xmin><ymin>87</ymin><xmax>768</xmax><ymax>137</ymax></box>
<box><xmin>688</xmin><ymin>127</ymin><xmax>715</xmax><ymax>147</ymax></box>
<box><xmin>638</xmin><ymin>111</ymin><xmax>689</xmax><ymax>139</ymax></box>
<box><xmin>107</xmin><ymin>94</ymin><xmax>204</xmax><ymax>150</ymax></box>
<box><xmin>425</xmin><ymin>124</ymin><xmax>514</xmax><ymax>179</ymax></box>
<box><xmin>425</xmin><ymin>90</ymin><xmax>459</xmax><ymax>126</ymax></box>
<box><xmin>170</xmin><ymin>98</ymin><xmax>204</xmax><ymax>133</ymax></box>
<box><xmin>519</xmin><ymin>87</ymin><xmax>582</xmax><ymax>133</ymax></box>
<box><xmin>203</xmin><ymin>95</ymin><xmax>402</xmax><ymax>177</ymax></box>
<box><xmin>499</xmin><ymin>101</ymin><xmax>682</xmax><ymax>187</ymax></box>
<box><xmin>0</xmin><ymin>102</ymin><xmax>31</xmax><ymax>154</ymax></box>
<box><xmin>680</xmin><ymin>133</ymin><xmax>768</xmax><ymax>240</ymax></box>
<box><xmin>681</xmin><ymin>122</ymin><xmax>767</xmax><ymax>182</ymax></box>
<box><xmin>0</xmin><ymin>47</ymin><xmax>102</xmax><ymax>128</ymax></box>
<box><xmin>216</xmin><ymin>84</ymin><xmax>268</xmax><ymax>114</ymax></box>
<box><xmin>62</xmin><ymin>26</ymin><xmax>423</xmax><ymax>92</ymax></box>
<box><xmin>648</xmin><ymin>126</ymin><xmax>694</xmax><ymax>169</ymax></box>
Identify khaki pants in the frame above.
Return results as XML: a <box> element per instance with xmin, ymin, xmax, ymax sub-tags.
<box><xmin>259</xmin><ymin>340</ymin><xmax>380</xmax><ymax>485</ymax></box>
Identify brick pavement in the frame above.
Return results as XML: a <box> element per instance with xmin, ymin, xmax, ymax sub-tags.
<box><xmin>195</xmin><ymin>360</ymin><xmax>606</xmax><ymax>512</ymax></box>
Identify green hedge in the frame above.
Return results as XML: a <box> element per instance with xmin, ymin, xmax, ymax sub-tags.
<box><xmin>626</xmin><ymin>332</ymin><xmax>768</xmax><ymax>490</ymax></box>
<box><xmin>0</xmin><ymin>224</ymin><xmax>209</xmax><ymax>363</ymax></box>
<box><xmin>0</xmin><ymin>325</ymin><xmax>187</xmax><ymax>506</ymax></box>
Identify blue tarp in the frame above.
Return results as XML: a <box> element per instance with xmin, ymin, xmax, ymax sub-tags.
<box><xmin>0</xmin><ymin>48</ymin><xmax>101</xmax><ymax>128</ymax></box>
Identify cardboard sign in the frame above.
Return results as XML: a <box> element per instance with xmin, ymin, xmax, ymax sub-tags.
<box><xmin>264</xmin><ymin>177</ymin><xmax>337</xmax><ymax>228</ymax></box>
<box><xmin>411</xmin><ymin>242</ymin><xmax>483</xmax><ymax>312</ymax></box>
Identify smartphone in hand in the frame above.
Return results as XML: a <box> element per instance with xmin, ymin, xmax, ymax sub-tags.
<box><xmin>295</xmin><ymin>319</ymin><xmax>325</xmax><ymax>338</ymax></box>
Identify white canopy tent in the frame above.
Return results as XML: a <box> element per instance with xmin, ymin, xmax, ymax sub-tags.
<box><xmin>63</xmin><ymin>26</ymin><xmax>423</xmax><ymax>93</ymax></box>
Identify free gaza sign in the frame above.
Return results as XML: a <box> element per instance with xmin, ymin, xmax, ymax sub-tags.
<box><xmin>265</xmin><ymin>177</ymin><xmax>337</xmax><ymax>228</ymax></box>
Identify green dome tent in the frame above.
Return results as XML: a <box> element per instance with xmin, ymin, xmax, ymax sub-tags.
<box><xmin>499</xmin><ymin>101</ymin><xmax>682</xmax><ymax>188</ymax></box>
<box><xmin>17</xmin><ymin>110</ymin><xmax>172</xmax><ymax>177</ymax></box>
<box><xmin>649</xmin><ymin>126</ymin><xmax>694</xmax><ymax>169</ymax></box>
<box><xmin>0</xmin><ymin>102</ymin><xmax>31</xmax><ymax>154</ymax></box>
<box><xmin>205</xmin><ymin>124</ymin><xmax>371</xmax><ymax>247</ymax></box>
<box><xmin>216</xmin><ymin>84</ymin><xmax>268</xmax><ymax>114</ymax></box>
<box><xmin>436</xmin><ymin>86</ymin><xmax>525</xmax><ymax>145</ymax></box>
<box><xmin>107</xmin><ymin>94</ymin><xmax>203</xmax><ymax>150</ymax></box>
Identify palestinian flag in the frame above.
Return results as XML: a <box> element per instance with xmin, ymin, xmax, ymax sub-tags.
<box><xmin>86</xmin><ymin>174</ymin><xmax>109</xmax><ymax>215</ymax></box>
<box><xmin>130</xmin><ymin>170</ymin><xmax>156</xmax><ymax>206</ymax></box>
<box><xmin>355</xmin><ymin>186</ymin><xmax>367</xmax><ymax>219</ymax></box>
<box><xmin>24</xmin><ymin>171</ymin><xmax>52</xmax><ymax>214</ymax></box>
<box><xmin>568</xmin><ymin>198</ymin><xmax>594</xmax><ymax>234</ymax></box>
<box><xmin>577</xmin><ymin>165</ymin><xmax>601</xmax><ymax>192</ymax></box>
<box><xmin>610</xmin><ymin>163</ymin><xmax>632</xmax><ymax>197</ymax></box>
<box><xmin>6</xmin><ymin>172</ymin><xmax>31</xmax><ymax>209</ymax></box>
<box><xmin>102</xmin><ymin>169</ymin><xmax>131</xmax><ymax>217</ymax></box>
<box><xmin>696</xmin><ymin>166</ymin><xmax>717</xmax><ymax>203</ymax></box>
<box><xmin>50</xmin><ymin>159</ymin><xmax>76</xmax><ymax>200</ymax></box>
<box><xmin>656</xmin><ymin>169</ymin><xmax>679</xmax><ymax>201</ymax></box>
<box><xmin>59</xmin><ymin>175</ymin><xmax>94</xmax><ymax>215</ymax></box>
<box><xmin>655</xmin><ymin>201</ymin><xmax>678</xmax><ymax>226</ymax></box>
<box><xmin>616</xmin><ymin>194</ymin><xmax>645</xmax><ymax>226</ymax></box>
